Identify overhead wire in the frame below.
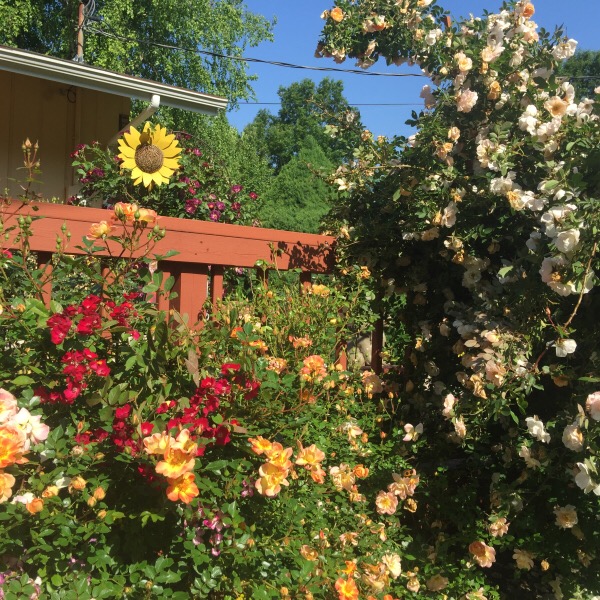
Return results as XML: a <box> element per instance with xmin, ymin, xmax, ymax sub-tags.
<box><xmin>85</xmin><ymin>25</ymin><xmax>427</xmax><ymax>78</ymax></box>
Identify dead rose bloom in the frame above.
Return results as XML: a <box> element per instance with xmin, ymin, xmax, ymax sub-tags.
<box><xmin>465</xmin><ymin>589</ymin><xmax>488</xmax><ymax>600</ymax></box>
<box><xmin>454</xmin><ymin>417</ymin><xmax>467</xmax><ymax>439</ymax></box>
<box><xmin>513</xmin><ymin>549</ymin><xmax>535</xmax><ymax>570</ymax></box>
<box><xmin>300</xmin><ymin>545</ymin><xmax>319</xmax><ymax>561</ymax></box>
<box><xmin>406</xmin><ymin>575</ymin><xmax>420</xmax><ymax>593</ymax></box>
<box><xmin>426</xmin><ymin>574</ymin><xmax>449</xmax><ymax>591</ymax></box>
<box><xmin>554</xmin><ymin>505</ymin><xmax>578</xmax><ymax>529</ymax></box>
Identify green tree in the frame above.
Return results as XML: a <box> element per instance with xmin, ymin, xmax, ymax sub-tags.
<box><xmin>0</xmin><ymin>0</ymin><xmax>273</xmax><ymax>104</ymax></box>
<box><xmin>186</xmin><ymin>112</ymin><xmax>273</xmax><ymax>208</ymax></box>
<box><xmin>559</xmin><ymin>49</ymin><xmax>600</xmax><ymax>99</ymax></box>
<box><xmin>244</xmin><ymin>77</ymin><xmax>363</xmax><ymax>172</ymax></box>
<box><xmin>260</xmin><ymin>136</ymin><xmax>333</xmax><ymax>233</ymax></box>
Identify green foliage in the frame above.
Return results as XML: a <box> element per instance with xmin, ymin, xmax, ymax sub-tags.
<box><xmin>558</xmin><ymin>50</ymin><xmax>600</xmax><ymax>100</ymax></box>
<box><xmin>260</xmin><ymin>136</ymin><xmax>334</xmax><ymax>233</ymax></box>
<box><xmin>0</xmin><ymin>0</ymin><xmax>274</xmax><ymax>105</ymax></box>
<box><xmin>244</xmin><ymin>77</ymin><xmax>363</xmax><ymax>173</ymax></box>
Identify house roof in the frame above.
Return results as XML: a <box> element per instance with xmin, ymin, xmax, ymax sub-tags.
<box><xmin>0</xmin><ymin>44</ymin><xmax>228</xmax><ymax>115</ymax></box>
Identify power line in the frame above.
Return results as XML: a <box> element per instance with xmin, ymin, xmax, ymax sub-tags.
<box><xmin>85</xmin><ymin>25</ymin><xmax>427</xmax><ymax>79</ymax></box>
<box><xmin>238</xmin><ymin>102</ymin><xmax>421</xmax><ymax>106</ymax></box>
<box><xmin>85</xmin><ymin>25</ymin><xmax>600</xmax><ymax>85</ymax></box>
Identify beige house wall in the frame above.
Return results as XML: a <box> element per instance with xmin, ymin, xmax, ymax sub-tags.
<box><xmin>0</xmin><ymin>70</ymin><xmax>129</xmax><ymax>202</ymax></box>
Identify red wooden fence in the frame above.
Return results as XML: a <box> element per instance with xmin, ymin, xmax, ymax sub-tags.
<box><xmin>2</xmin><ymin>200</ymin><xmax>384</xmax><ymax>372</ymax></box>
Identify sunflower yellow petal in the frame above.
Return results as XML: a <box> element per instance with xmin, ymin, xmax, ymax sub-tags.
<box><xmin>158</xmin><ymin>167</ymin><xmax>175</xmax><ymax>178</ymax></box>
<box><xmin>162</xmin><ymin>157</ymin><xmax>180</xmax><ymax>170</ymax></box>
<box><xmin>131</xmin><ymin>167</ymin><xmax>144</xmax><ymax>180</ymax></box>
<box><xmin>158</xmin><ymin>133</ymin><xmax>177</xmax><ymax>149</ymax></box>
<box><xmin>162</xmin><ymin>146</ymin><xmax>181</xmax><ymax>159</ymax></box>
<box><xmin>152</xmin><ymin>126</ymin><xmax>166</xmax><ymax>146</ymax></box>
<box><xmin>120</xmin><ymin>158</ymin><xmax>137</xmax><ymax>170</ymax></box>
<box><xmin>118</xmin><ymin>146</ymin><xmax>136</xmax><ymax>159</ymax></box>
<box><xmin>124</xmin><ymin>127</ymin><xmax>141</xmax><ymax>148</ymax></box>
<box><xmin>142</xmin><ymin>172</ymin><xmax>154</xmax><ymax>187</ymax></box>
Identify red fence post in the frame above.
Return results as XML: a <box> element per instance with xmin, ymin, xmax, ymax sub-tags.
<box><xmin>210</xmin><ymin>265</ymin><xmax>224</xmax><ymax>308</ymax></box>
<box><xmin>171</xmin><ymin>262</ymin><xmax>209</xmax><ymax>326</ymax></box>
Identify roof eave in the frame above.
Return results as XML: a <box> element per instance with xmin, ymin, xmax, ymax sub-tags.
<box><xmin>0</xmin><ymin>45</ymin><xmax>228</xmax><ymax>115</ymax></box>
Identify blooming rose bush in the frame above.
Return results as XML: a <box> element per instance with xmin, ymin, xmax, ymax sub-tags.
<box><xmin>0</xmin><ymin>199</ymin><xmax>452</xmax><ymax>598</ymax></box>
<box><xmin>317</xmin><ymin>0</ymin><xmax>600</xmax><ymax>597</ymax></box>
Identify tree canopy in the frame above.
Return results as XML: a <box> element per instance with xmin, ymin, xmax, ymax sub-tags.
<box><xmin>244</xmin><ymin>77</ymin><xmax>363</xmax><ymax>172</ymax></box>
<box><xmin>559</xmin><ymin>50</ymin><xmax>600</xmax><ymax>99</ymax></box>
<box><xmin>0</xmin><ymin>0</ymin><xmax>274</xmax><ymax>104</ymax></box>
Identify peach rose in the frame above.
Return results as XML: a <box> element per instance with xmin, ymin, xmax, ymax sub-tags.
<box><xmin>469</xmin><ymin>541</ymin><xmax>496</xmax><ymax>568</ymax></box>
<box><xmin>330</xmin><ymin>7</ymin><xmax>344</xmax><ymax>22</ymax></box>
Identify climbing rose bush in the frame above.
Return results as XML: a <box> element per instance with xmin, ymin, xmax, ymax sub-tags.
<box><xmin>318</xmin><ymin>0</ymin><xmax>600</xmax><ymax>597</ymax></box>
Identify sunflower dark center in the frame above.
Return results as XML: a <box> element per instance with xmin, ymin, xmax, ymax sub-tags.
<box><xmin>135</xmin><ymin>144</ymin><xmax>164</xmax><ymax>174</ymax></box>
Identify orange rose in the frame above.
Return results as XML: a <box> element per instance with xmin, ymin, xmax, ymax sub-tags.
<box><xmin>469</xmin><ymin>540</ymin><xmax>496</xmax><ymax>568</ymax></box>
<box><xmin>87</xmin><ymin>220</ymin><xmax>113</xmax><ymax>239</ymax></box>
<box><xmin>113</xmin><ymin>202</ymin><xmax>138</xmax><ymax>223</ymax></box>
<box><xmin>26</xmin><ymin>497</ymin><xmax>44</xmax><ymax>514</ymax></box>
<box><xmin>353</xmin><ymin>464</ymin><xmax>369</xmax><ymax>478</ymax></box>
<box><xmin>136</xmin><ymin>207</ymin><xmax>158</xmax><ymax>224</ymax></box>
<box><xmin>69</xmin><ymin>476</ymin><xmax>87</xmax><ymax>493</ymax></box>
<box><xmin>0</xmin><ymin>424</ymin><xmax>28</xmax><ymax>468</ymax></box>
<box><xmin>330</xmin><ymin>7</ymin><xmax>344</xmax><ymax>22</ymax></box>
<box><xmin>166</xmin><ymin>472</ymin><xmax>199</xmax><ymax>504</ymax></box>
<box><xmin>334</xmin><ymin>577</ymin><xmax>359</xmax><ymax>600</ymax></box>
<box><xmin>0</xmin><ymin>471</ymin><xmax>16</xmax><ymax>503</ymax></box>
<box><xmin>522</xmin><ymin>2</ymin><xmax>535</xmax><ymax>18</ymax></box>
<box><xmin>41</xmin><ymin>485</ymin><xmax>59</xmax><ymax>498</ymax></box>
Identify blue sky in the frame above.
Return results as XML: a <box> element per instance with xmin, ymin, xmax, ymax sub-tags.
<box><xmin>227</xmin><ymin>0</ymin><xmax>599</xmax><ymax>139</ymax></box>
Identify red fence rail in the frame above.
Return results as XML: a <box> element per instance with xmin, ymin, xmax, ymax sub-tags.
<box><xmin>2</xmin><ymin>199</ymin><xmax>334</xmax><ymax>310</ymax></box>
<box><xmin>2</xmin><ymin>200</ymin><xmax>386</xmax><ymax>372</ymax></box>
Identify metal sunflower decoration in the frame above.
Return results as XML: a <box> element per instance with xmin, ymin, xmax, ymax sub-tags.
<box><xmin>117</xmin><ymin>122</ymin><xmax>182</xmax><ymax>189</ymax></box>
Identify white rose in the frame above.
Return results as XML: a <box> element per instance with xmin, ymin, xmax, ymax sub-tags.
<box><xmin>552</xmin><ymin>38</ymin><xmax>578</xmax><ymax>60</ymax></box>
<box><xmin>456</xmin><ymin>89</ymin><xmax>478</xmax><ymax>113</ymax></box>
<box><xmin>554</xmin><ymin>229</ymin><xmax>580</xmax><ymax>253</ymax></box>
<box><xmin>555</xmin><ymin>338</ymin><xmax>577</xmax><ymax>357</ymax></box>
<box><xmin>525</xmin><ymin>415</ymin><xmax>551</xmax><ymax>443</ymax></box>
<box><xmin>562</xmin><ymin>423</ymin><xmax>584</xmax><ymax>452</ymax></box>
<box><xmin>574</xmin><ymin>462</ymin><xmax>600</xmax><ymax>495</ymax></box>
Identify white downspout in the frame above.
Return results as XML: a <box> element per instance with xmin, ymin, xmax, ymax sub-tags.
<box><xmin>107</xmin><ymin>94</ymin><xmax>161</xmax><ymax>146</ymax></box>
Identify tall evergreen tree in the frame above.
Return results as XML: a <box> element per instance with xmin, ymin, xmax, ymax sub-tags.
<box><xmin>260</xmin><ymin>136</ymin><xmax>333</xmax><ymax>233</ymax></box>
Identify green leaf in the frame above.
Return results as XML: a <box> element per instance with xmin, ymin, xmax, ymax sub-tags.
<box><xmin>10</xmin><ymin>375</ymin><xmax>35</xmax><ymax>386</ymax></box>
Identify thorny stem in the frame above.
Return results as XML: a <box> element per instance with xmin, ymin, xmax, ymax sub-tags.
<box><xmin>563</xmin><ymin>241</ymin><xmax>597</xmax><ymax>331</ymax></box>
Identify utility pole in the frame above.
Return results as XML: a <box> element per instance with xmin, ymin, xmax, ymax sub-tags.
<box><xmin>74</xmin><ymin>1</ymin><xmax>85</xmax><ymax>62</ymax></box>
